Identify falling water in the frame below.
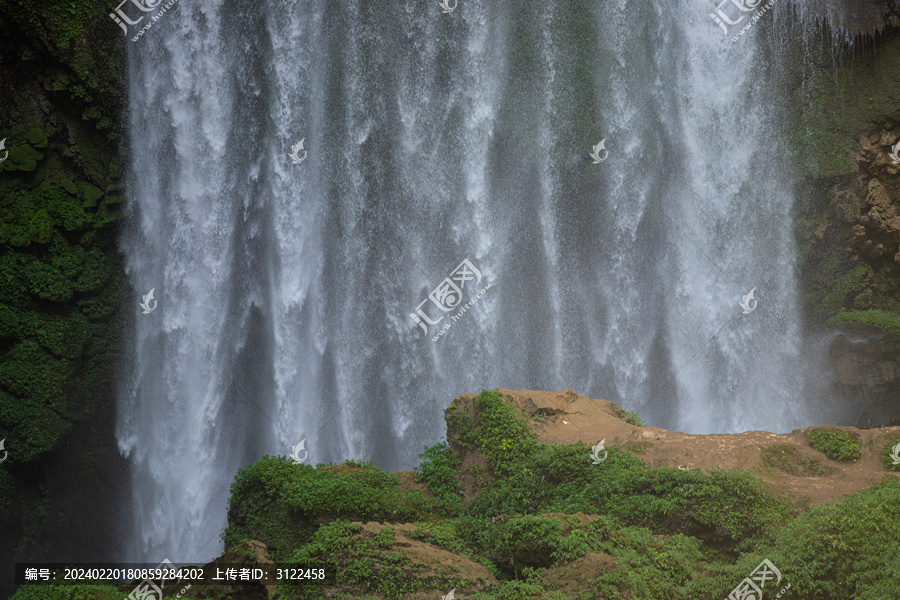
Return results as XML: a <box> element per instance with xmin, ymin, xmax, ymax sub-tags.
<box><xmin>118</xmin><ymin>0</ymin><xmax>841</xmax><ymax>562</ymax></box>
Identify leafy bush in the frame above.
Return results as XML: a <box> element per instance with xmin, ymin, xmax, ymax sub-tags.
<box><xmin>741</xmin><ymin>479</ymin><xmax>900</xmax><ymax>599</ymax></box>
<box><xmin>414</xmin><ymin>440</ymin><xmax>462</xmax><ymax>514</ymax></box>
<box><xmin>805</xmin><ymin>427</ymin><xmax>861</xmax><ymax>462</ymax></box>
<box><xmin>881</xmin><ymin>434</ymin><xmax>900</xmax><ymax>472</ymax></box>
<box><xmin>282</xmin><ymin>521</ymin><xmax>478</xmax><ymax>600</ymax></box>
<box><xmin>457</xmin><ymin>392</ymin><xmax>792</xmax><ymax>550</ymax></box>
<box><xmin>611</xmin><ymin>404</ymin><xmax>648</xmax><ymax>426</ymax></box>
<box><xmin>223</xmin><ymin>456</ymin><xmax>433</xmax><ymax>558</ymax></box>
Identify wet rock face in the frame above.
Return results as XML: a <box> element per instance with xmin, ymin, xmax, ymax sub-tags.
<box><xmin>830</xmin><ymin>326</ymin><xmax>900</xmax><ymax>427</ymax></box>
<box><xmin>856</xmin><ymin>130</ymin><xmax>900</xmax><ymax>265</ymax></box>
<box><xmin>794</xmin><ymin>0</ymin><xmax>900</xmax><ymax>36</ymax></box>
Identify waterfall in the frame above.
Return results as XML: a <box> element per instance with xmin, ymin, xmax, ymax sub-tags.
<box><xmin>118</xmin><ymin>0</ymin><xmax>839</xmax><ymax>562</ymax></box>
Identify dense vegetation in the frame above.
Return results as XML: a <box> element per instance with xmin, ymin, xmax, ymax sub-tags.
<box><xmin>805</xmin><ymin>427</ymin><xmax>862</xmax><ymax>462</ymax></box>
<box><xmin>16</xmin><ymin>390</ymin><xmax>890</xmax><ymax>599</ymax></box>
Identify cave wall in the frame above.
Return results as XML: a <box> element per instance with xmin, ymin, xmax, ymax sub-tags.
<box><xmin>0</xmin><ymin>1</ymin><xmax>128</xmax><ymax>596</ymax></box>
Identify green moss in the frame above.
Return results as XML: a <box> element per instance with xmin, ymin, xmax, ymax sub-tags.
<box><xmin>828</xmin><ymin>309</ymin><xmax>900</xmax><ymax>336</ymax></box>
<box><xmin>805</xmin><ymin>427</ymin><xmax>861</xmax><ymax>462</ymax></box>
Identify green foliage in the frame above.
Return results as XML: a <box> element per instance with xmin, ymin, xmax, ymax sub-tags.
<box><xmin>611</xmin><ymin>404</ymin><xmax>648</xmax><ymax>426</ymax></box>
<box><xmin>414</xmin><ymin>440</ymin><xmax>463</xmax><ymax>515</ymax></box>
<box><xmin>762</xmin><ymin>444</ymin><xmax>831</xmax><ymax>477</ymax></box>
<box><xmin>828</xmin><ymin>309</ymin><xmax>900</xmax><ymax>336</ymax></box>
<box><xmin>223</xmin><ymin>456</ymin><xmax>435</xmax><ymax>559</ymax></box>
<box><xmin>280</xmin><ymin>521</ymin><xmax>478</xmax><ymax>600</ymax></box>
<box><xmin>471</xmin><ymin>390</ymin><xmax>541</xmax><ymax>476</ymax></box>
<box><xmin>1</xmin><ymin>0</ymin><xmax>124</xmax><ymax>102</ymax></box>
<box><xmin>457</xmin><ymin>393</ymin><xmax>792</xmax><ymax>550</ymax></box>
<box><xmin>805</xmin><ymin>427</ymin><xmax>861</xmax><ymax>462</ymax></box>
<box><xmin>881</xmin><ymin>434</ymin><xmax>900</xmax><ymax>472</ymax></box>
<box><xmin>821</xmin><ymin>265</ymin><xmax>870</xmax><ymax>317</ymax></box>
<box><xmin>746</xmin><ymin>479</ymin><xmax>900</xmax><ymax>599</ymax></box>
<box><xmin>217</xmin><ymin>389</ymin><xmax>899</xmax><ymax>598</ymax></box>
<box><xmin>10</xmin><ymin>584</ymin><xmax>125</xmax><ymax>600</ymax></box>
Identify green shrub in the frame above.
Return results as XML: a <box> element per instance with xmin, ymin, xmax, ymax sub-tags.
<box><xmin>444</xmin><ymin>391</ymin><xmax>793</xmax><ymax>551</ymax></box>
<box><xmin>742</xmin><ymin>479</ymin><xmax>900</xmax><ymax>599</ymax></box>
<box><xmin>805</xmin><ymin>427</ymin><xmax>861</xmax><ymax>462</ymax></box>
<box><xmin>414</xmin><ymin>440</ymin><xmax>462</xmax><ymax>514</ymax></box>
<box><xmin>881</xmin><ymin>434</ymin><xmax>900</xmax><ymax>472</ymax></box>
<box><xmin>283</xmin><ymin>521</ymin><xmax>477</xmax><ymax>600</ymax></box>
<box><xmin>223</xmin><ymin>456</ymin><xmax>434</xmax><ymax>559</ymax></box>
<box><xmin>611</xmin><ymin>404</ymin><xmax>648</xmax><ymax>426</ymax></box>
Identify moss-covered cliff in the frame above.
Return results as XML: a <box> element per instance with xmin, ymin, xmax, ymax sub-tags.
<box><xmin>778</xmin><ymin>11</ymin><xmax>900</xmax><ymax>425</ymax></box>
<box><xmin>0</xmin><ymin>0</ymin><xmax>128</xmax><ymax>591</ymax></box>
